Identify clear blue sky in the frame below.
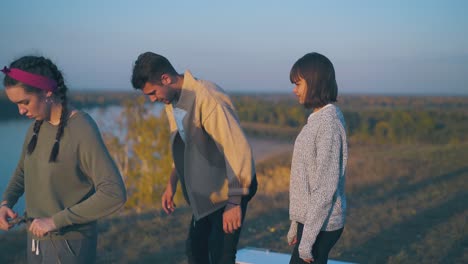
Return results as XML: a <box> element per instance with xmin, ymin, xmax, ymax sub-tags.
<box><xmin>1</xmin><ymin>0</ymin><xmax>467</xmax><ymax>95</ymax></box>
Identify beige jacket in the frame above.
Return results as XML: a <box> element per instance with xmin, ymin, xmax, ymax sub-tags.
<box><xmin>165</xmin><ymin>71</ymin><xmax>256</xmax><ymax>220</ymax></box>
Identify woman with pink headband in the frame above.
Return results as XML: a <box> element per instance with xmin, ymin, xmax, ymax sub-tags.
<box><xmin>0</xmin><ymin>55</ymin><xmax>127</xmax><ymax>263</ymax></box>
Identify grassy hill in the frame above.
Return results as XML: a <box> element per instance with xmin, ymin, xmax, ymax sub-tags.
<box><xmin>1</xmin><ymin>141</ymin><xmax>467</xmax><ymax>263</ymax></box>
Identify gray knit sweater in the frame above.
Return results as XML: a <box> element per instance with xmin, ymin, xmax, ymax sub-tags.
<box><xmin>288</xmin><ymin>104</ymin><xmax>348</xmax><ymax>260</ymax></box>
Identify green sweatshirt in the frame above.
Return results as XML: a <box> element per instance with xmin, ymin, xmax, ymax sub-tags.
<box><xmin>2</xmin><ymin>111</ymin><xmax>127</xmax><ymax>239</ymax></box>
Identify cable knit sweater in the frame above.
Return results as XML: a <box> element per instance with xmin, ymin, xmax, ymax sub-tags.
<box><xmin>288</xmin><ymin>104</ymin><xmax>348</xmax><ymax>260</ymax></box>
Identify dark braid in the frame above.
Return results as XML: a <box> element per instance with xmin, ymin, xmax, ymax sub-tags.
<box><xmin>27</xmin><ymin>120</ymin><xmax>44</xmax><ymax>154</ymax></box>
<box><xmin>44</xmin><ymin>59</ymin><xmax>68</xmax><ymax>162</ymax></box>
<box><xmin>3</xmin><ymin>56</ymin><xmax>69</xmax><ymax>162</ymax></box>
<box><xmin>49</xmin><ymin>92</ymin><xmax>68</xmax><ymax>162</ymax></box>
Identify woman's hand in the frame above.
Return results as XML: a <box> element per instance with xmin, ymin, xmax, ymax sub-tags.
<box><xmin>0</xmin><ymin>205</ymin><xmax>17</xmax><ymax>231</ymax></box>
<box><xmin>301</xmin><ymin>257</ymin><xmax>314</xmax><ymax>263</ymax></box>
<box><xmin>288</xmin><ymin>235</ymin><xmax>298</xmax><ymax>246</ymax></box>
<box><xmin>29</xmin><ymin>217</ymin><xmax>56</xmax><ymax>237</ymax></box>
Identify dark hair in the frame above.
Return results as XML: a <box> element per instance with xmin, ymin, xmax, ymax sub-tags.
<box><xmin>290</xmin><ymin>52</ymin><xmax>338</xmax><ymax>109</ymax></box>
<box><xmin>3</xmin><ymin>56</ymin><xmax>69</xmax><ymax>162</ymax></box>
<box><xmin>131</xmin><ymin>52</ymin><xmax>178</xmax><ymax>90</ymax></box>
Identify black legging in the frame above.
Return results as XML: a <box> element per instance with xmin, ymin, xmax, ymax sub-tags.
<box><xmin>290</xmin><ymin>223</ymin><xmax>343</xmax><ymax>264</ymax></box>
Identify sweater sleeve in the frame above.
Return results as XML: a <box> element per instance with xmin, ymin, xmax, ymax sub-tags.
<box><xmin>202</xmin><ymin>103</ymin><xmax>254</xmax><ymax>199</ymax></box>
<box><xmin>287</xmin><ymin>220</ymin><xmax>298</xmax><ymax>244</ymax></box>
<box><xmin>299</xmin><ymin>121</ymin><xmax>342</xmax><ymax>260</ymax></box>
<box><xmin>52</xmin><ymin>115</ymin><xmax>127</xmax><ymax>229</ymax></box>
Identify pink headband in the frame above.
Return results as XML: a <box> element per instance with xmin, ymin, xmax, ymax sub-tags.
<box><xmin>1</xmin><ymin>66</ymin><xmax>58</xmax><ymax>92</ymax></box>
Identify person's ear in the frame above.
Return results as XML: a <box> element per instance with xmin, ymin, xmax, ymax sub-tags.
<box><xmin>161</xmin><ymin>74</ymin><xmax>171</xmax><ymax>85</ymax></box>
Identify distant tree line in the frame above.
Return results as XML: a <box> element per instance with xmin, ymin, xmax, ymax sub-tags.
<box><xmin>342</xmin><ymin>110</ymin><xmax>467</xmax><ymax>144</ymax></box>
<box><xmin>231</xmin><ymin>95</ymin><xmax>468</xmax><ymax>144</ymax></box>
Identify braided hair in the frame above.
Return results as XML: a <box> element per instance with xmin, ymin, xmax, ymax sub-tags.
<box><xmin>3</xmin><ymin>56</ymin><xmax>69</xmax><ymax>162</ymax></box>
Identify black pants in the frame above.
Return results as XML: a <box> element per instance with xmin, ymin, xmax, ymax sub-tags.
<box><xmin>185</xmin><ymin>175</ymin><xmax>257</xmax><ymax>264</ymax></box>
<box><xmin>290</xmin><ymin>223</ymin><xmax>343</xmax><ymax>264</ymax></box>
<box><xmin>186</xmin><ymin>197</ymin><xmax>249</xmax><ymax>264</ymax></box>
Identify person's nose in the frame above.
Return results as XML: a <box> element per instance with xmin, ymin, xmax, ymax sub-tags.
<box><xmin>18</xmin><ymin>106</ymin><xmax>27</xmax><ymax>115</ymax></box>
<box><xmin>144</xmin><ymin>93</ymin><xmax>157</xmax><ymax>103</ymax></box>
<box><xmin>293</xmin><ymin>86</ymin><xmax>298</xmax><ymax>95</ymax></box>
<box><xmin>149</xmin><ymin>95</ymin><xmax>158</xmax><ymax>103</ymax></box>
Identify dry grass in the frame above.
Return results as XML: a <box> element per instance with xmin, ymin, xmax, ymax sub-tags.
<box><xmin>1</xmin><ymin>142</ymin><xmax>467</xmax><ymax>264</ymax></box>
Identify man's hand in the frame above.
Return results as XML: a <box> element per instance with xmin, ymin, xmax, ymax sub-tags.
<box><xmin>162</xmin><ymin>185</ymin><xmax>176</xmax><ymax>215</ymax></box>
<box><xmin>0</xmin><ymin>205</ymin><xmax>17</xmax><ymax>231</ymax></box>
<box><xmin>29</xmin><ymin>217</ymin><xmax>56</xmax><ymax>237</ymax></box>
<box><xmin>162</xmin><ymin>169</ymin><xmax>178</xmax><ymax>215</ymax></box>
<box><xmin>301</xmin><ymin>257</ymin><xmax>314</xmax><ymax>263</ymax></box>
<box><xmin>223</xmin><ymin>203</ymin><xmax>242</xmax><ymax>234</ymax></box>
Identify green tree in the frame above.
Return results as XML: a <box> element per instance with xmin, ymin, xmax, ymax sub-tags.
<box><xmin>103</xmin><ymin>96</ymin><xmax>175</xmax><ymax>212</ymax></box>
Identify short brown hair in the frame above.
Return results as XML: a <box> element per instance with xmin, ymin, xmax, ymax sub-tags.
<box><xmin>290</xmin><ymin>52</ymin><xmax>337</xmax><ymax>109</ymax></box>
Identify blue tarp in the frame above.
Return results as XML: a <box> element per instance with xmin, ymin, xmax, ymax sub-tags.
<box><xmin>236</xmin><ymin>247</ymin><xmax>355</xmax><ymax>264</ymax></box>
